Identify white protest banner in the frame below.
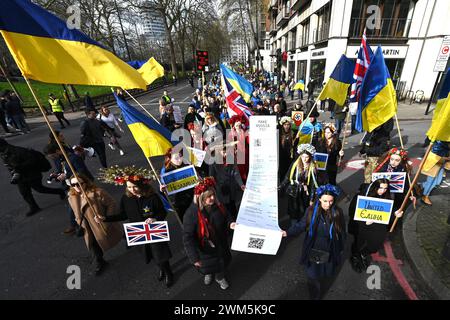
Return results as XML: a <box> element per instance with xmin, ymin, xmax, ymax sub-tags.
<box><xmin>354</xmin><ymin>196</ymin><xmax>394</xmax><ymax>225</ymax></box>
<box><xmin>160</xmin><ymin>165</ymin><xmax>198</xmax><ymax>196</ymax></box>
<box><xmin>186</xmin><ymin>147</ymin><xmax>206</xmax><ymax>167</ymax></box>
<box><xmin>124</xmin><ymin>221</ymin><xmax>170</xmax><ymax>246</ymax></box>
<box><xmin>172</xmin><ymin>105</ymin><xmax>183</xmax><ymax>124</ymax></box>
<box><xmin>231</xmin><ymin>116</ymin><xmax>282</xmax><ymax>255</ymax></box>
<box><xmin>371</xmin><ymin>172</ymin><xmax>406</xmax><ymax>193</ymax></box>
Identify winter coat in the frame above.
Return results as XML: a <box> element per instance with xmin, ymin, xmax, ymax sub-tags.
<box><xmin>80</xmin><ymin>118</ymin><xmax>105</xmax><ymax>147</ymax></box>
<box><xmin>183</xmin><ymin>203</ymin><xmax>233</xmax><ymax>275</ymax></box>
<box><xmin>68</xmin><ymin>188</ymin><xmax>123</xmax><ymax>252</ymax></box>
<box><xmin>360</xmin><ymin>118</ymin><xmax>393</xmax><ymax>157</ymax></box>
<box><xmin>209</xmin><ymin>163</ymin><xmax>244</xmax><ymax>206</ymax></box>
<box><xmin>104</xmin><ymin>193</ymin><xmax>172</xmax><ymax>264</ymax></box>
<box><xmin>0</xmin><ymin>143</ymin><xmax>44</xmax><ymax>180</ymax></box>
<box><xmin>314</xmin><ymin>138</ymin><xmax>342</xmax><ymax>173</ymax></box>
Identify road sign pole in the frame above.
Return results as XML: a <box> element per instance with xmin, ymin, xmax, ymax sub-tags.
<box><xmin>425</xmin><ymin>71</ymin><xmax>443</xmax><ymax>115</ymax></box>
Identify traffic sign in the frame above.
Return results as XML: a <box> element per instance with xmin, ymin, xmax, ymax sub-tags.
<box><xmin>434</xmin><ymin>36</ymin><xmax>450</xmax><ymax>72</ymax></box>
<box><xmin>196</xmin><ymin>50</ymin><xmax>209</xmax><ymax>71</ymax></box>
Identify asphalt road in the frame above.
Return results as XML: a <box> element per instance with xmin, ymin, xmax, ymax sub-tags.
<box><xmin>0</xmin><ymin>82</ymin><xmax>436</xmax><ymax>300</ymax></box>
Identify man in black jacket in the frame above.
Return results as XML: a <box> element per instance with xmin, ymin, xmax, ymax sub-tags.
<box><xmin>80</xmin><ymin>109</ymin><xmax>107</xmax><ymax>168</ymax></box>
<box><xmin>0</xmin><ymin>138</ymin><xmax>65</xmax><ymax>216</ymax></box>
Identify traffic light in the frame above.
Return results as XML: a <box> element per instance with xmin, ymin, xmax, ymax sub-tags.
<box><xmin>196</xmin><ymin>50</ymin><xmax>209</xmax><ymax>71</ymax></box>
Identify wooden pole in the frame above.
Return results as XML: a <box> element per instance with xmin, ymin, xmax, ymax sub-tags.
<box><xmin>389</xmin><ymin>143</ymin><xmax>434</xmax><ymax>233</ymax></box>
<box><xmin>146</xmin><ymin>157</ymin><xmax>184</xmax><ymax>229</ymax></box>
<box><xmin>24</xmin><ymin>77</ymin><xmax>107</xmax><ymax>234</ymax></box>
<box><xmin>122</xmin><ymin>89</ymin><xmax>161</xmax><ymax>124</ymax></box>
<box><xmin>338</xmin><ymin>110</ymin><xmax>351</xmax><ymax>167</ymax></box>
<box><xmin>0</xmin><ymin>63</ymin><xmax>24</xmax><ymax>103</ymax></box>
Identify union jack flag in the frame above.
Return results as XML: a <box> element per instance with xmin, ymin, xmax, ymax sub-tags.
<box><xmin>221</xmin><ymin>75</ymin><xmax>253</xmax><ymax>127</ymax></box>
<box><xmin>372</xmin><ymin>172</ymin><xmax>406</xmax><ymax>194</ymax></box>
<box><xmin>124</xmin><ymin>221</ymin><xmax>170</xmax><ymax>246</ymax></box>
<box><xmin>350</xmin><ymin>29</ymin><xmax>374</xmax><ymax>102</ymax></box>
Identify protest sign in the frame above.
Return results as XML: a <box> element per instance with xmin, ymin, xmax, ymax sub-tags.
<box><xmin>160</xmin><ymin>165</ymin><xmax>198</xmax><ymax>195</ymax></box>
<box><xmin>314</xmin><ymin>152</ymin><xmax>329</xmax><ymax>171</ymax></box>
<box><xmin>354</xmin><ymin>196</ymin><xmax>394</xmax><ymax>225</ymax></box>
<box><xmin>124</xmin><ymin>221</ymin><xmax>170</xmax><ymax>246</ymax></box>
<box><xmin>372</xmin><ymin>172</ymin><xmax>406</xmax><ymax>193</ymax></box>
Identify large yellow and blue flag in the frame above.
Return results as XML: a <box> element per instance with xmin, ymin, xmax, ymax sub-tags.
<box><xmin>317</xmin><ymin>55</ymin><xmax>355</xmax><ymax>106</ymax></box>
<box><xmin>220</xmin><ymin>64</ymin><xmax>254</xmax><ymax>103</ymax></box>
<box><xmin>356</xmin><ymin>46</ymin><xmax>397</xmax><ymax>133</ymax></box>
<box><xmin>427</xmin><ymin>68</ymin><xmax>450</xmax><ymax>142</ymax></box>
<box><xmin>0</xmin><ymin>0</ymin><xmax>146</xmax><ymax>89</ymax></box>
<box><xmin>128</xmin><ymin>57</ymin><xmax>165</xmax><ymax>85</ymax></box>
<box><xmin>114</xmin><ymin>94</ymin><xmax>174</xmax><ymax>157</ymax></box>
<box><xmin>293</xmin><ymin>80</ymin><xmax>305</xmax><ymax>91</ymax></box>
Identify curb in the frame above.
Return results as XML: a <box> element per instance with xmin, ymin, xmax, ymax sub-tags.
<box><xmin>402</xmin><ymin>205</ymin><xmax>450</xmax><ymax>300</ymax></box>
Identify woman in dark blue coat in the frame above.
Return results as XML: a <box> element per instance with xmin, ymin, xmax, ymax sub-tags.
<box><xmin>282</xmin><ymin>184</ymin><xmax>346</xmax><ymax>300</ymax></box>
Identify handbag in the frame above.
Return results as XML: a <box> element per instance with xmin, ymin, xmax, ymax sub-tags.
<box><xmin>309</xmin><ymin>248</ymin><xmax>330</xmax><ymax>264</ymax></box>
<box><xmin>286</xmin><ymin>183</ymin><xmax>299</xmax><ymax>198</ymax></box>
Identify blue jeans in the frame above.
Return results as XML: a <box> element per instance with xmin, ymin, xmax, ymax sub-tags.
<box><xmin>422</xmin><ymin>166</ymin><xmax>445</xmax><ymax>196</ymax></box>
<box><xmin>351</xmin><ymin>115</ymin><xmax>357</xmax><ymax>132</ymax></box>
<box><xmin>335</xmin><ymin>118</ymin><xmax>344</xmax><ymax>138</ymax></box>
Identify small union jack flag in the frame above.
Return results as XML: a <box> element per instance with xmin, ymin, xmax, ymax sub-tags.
<box><xmin>124</xmin><ymin>221</ymin><xmax>170</xmax><ymax>246</ymax></box>
<box><xmin>221</xmin><ymin>74</ymin><xmax>253</xmax><ymax>127</ymax></box>
<box><xmin>372</xmin><ymin>172</ymin><xmax>406</xmax><ymax>194</ymax></box>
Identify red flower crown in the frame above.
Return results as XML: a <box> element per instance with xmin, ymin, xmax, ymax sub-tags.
<box><xmin>194</xmin><ymin>177</ymin><xmax>216</xmax><ymax>195</ymax></box>
<box><xmin>388</xmin><ymin>147</ymin><xmax>408</xmax><ymax>160</ymax></box>
<box><xmin>114</xmin><ymin>175</ymin><xmax>151</xmax><ymax>186</ymax></box>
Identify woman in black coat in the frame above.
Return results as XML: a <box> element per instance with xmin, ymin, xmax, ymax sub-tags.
<box><xmin>313</xmin><ymin>123</ymin><xmax>344</xmax><ymax>186</ymax></box>
<box><xmin>281</xmin><ymin>184</ymin><xmax>346</xmax><ymax>300</ymax></box>
<box><xmin>347</xmin><ymin>179</ymin><xmax>404</xmax><ymax>273</ymax></box>
<box><xmin>183</xmin><ymin>177</ymin><xmax>235</xmax><ymax>290</ymax></box>
<box><xmin>100</xmin><ymin>178</ymin><xmax>174</xmax><ymax>287</ymax></box>
<box><xmin>278</xmin><ymin>116</ymin><xmax>294</xmax><ymax>181</ymax></box>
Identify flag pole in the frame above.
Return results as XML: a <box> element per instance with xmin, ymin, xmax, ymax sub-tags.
<box><xmin>389</xmin><ymin>142</ymin><xmax>434</xmax><ymax>233</ymax></box>
<box><xmin>394</xmin><ymin>113</ymin><xmax>416</xmax><ymax>209</ymax></box>
<box><xmin>338</xmin><ymin>110</ymin><xmax>351</xmax><ymax>167</ymax></box>
<box><xmin>146</xmin><ymin>157</ymin><xmax>184</xmax><ymax>229</ymax></box>
<box><xmin>23</xmin><ymin>77</ymin><xmax>107</xmax><ymax>234</ymax></box>
<box><xmin>295</xmin><ymin>88</ymin><xmax>325</xmax><ymax>141</ymax></box>
<box><xmin>0</xmin><ymin>62</ymin><xmax>24</xmax><ymax>103</ymax></box>
<box><xmin>122</xmin><ymin>89</ymin><xmax>161</xmax><ymax>124</ymax></box>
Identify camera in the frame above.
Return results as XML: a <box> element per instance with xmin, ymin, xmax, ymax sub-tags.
<box><xmin>10</xmin><ymin>172</ymin><xmax>21</xmax><ymax>184</ymax></box>
<box><xmin>46</xmin><ymin>172</ymin><xmax>59</xmax><ymax>184</ymax></box>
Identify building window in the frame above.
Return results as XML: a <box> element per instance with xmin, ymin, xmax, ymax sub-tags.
<box><xmin>315</xmin><ymin>2</ymin><xmax>331</xmax><ymax>42</ymax></box>
<box><xmin>301</xmin><ymin>19</ymin><xmax>310</xmax><ymax>47</ymax></box>
<box><xmin>350</xmin><ymin>0</ymin><xmax>414</xmax><ymax>38</ymax></box>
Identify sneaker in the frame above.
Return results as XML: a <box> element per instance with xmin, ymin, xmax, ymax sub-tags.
<box><xmin>119</xmin><ymin>150</ymin><xmax>125</xmax><ymax>156</ymax></box>
<box><xmin>215</xmin><ymin>278</ymin><xmax>229</xmax><ymax>290</ymax></box>
<box><xmin>63</xmin><ymin>226</ymin><xmax>76</xmax><ymax>235</ymax></box>
<box><xmin>204</xmin><ymin>274</ymin><xmax>213</xmax><ymax>285</ymax></box>
<box><xmin>108</xmin><ymin>143</ymin><xmax>115</xmax><ymax>150</ymax></box>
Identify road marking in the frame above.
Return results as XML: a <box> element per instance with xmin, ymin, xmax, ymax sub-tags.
<box><xmin>372</xmin><ymin>241</ymin><xmax>419</xmax><ymax>300</ymax></box>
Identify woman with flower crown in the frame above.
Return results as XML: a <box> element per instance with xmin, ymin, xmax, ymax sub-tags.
<box><xmin>278</xmin><ymin>116</ymin><xmax>294</xmax><ymax>180</ymax></box>
<box><xmin>183</xmin><ymin>177</ymin><xmax>236</xmax><ymax>291</ymax></box>
<box><xmin>97</xmin><ymin>166</ymin><xmax>174</xmax><ymax>287</ymax></box>
<box><xmin>373</xmin><ymin>147</ymin><xmax>416</xmax><ymax>224</ymax></box>
<box><xmin>280</xmin><ymin>144</ymin><xmax>323</xmax><ymax>226</ymax></box>
<box><xmin>281</xmin><ymin>184</ymin><xmax>346</xmax><ymax>300</ymax></box>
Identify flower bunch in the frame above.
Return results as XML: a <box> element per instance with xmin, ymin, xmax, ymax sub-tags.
<box><xmin>194</xmin><ymin>177</ymin><xmax>216</xmax><ymax>195</ymax></box>
<box><xmin>388</xmin><ymin>147</ymin><xmax>408</xmax><ymax>160</ymax></box>
<box><xmin>99</xmin><ymin>165</ymin><xmax>155</xmax><ymax>186</ymax></box>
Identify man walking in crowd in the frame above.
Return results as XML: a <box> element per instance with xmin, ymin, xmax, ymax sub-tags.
<box><xmin>80</xmin><ymin>108</ymin><xmax>108</xmax><ymax>168</ymax></box>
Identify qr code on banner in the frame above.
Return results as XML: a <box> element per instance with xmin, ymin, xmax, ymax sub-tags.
<box><xmin>254</xmin><ymin>139</ymin><xmax>262</xmax><ymax>147</ymax></box>
<box><xmin>248</xmin><ymin>237</ymin><xmax>264</xmax><ymax>249</ymax></box>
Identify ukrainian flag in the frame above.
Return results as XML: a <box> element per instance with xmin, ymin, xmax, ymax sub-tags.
<box><xmin>427</xmin><ymin>68</ymin><xmax>450</xmax><ymax>142</ymax></box>
<box><xmin>293</xmin><ymin>80</ymin><xmax>305</xmax><ymax>91</ymax></box>
<box><xmin>114</xmin><ymin>94</ymin><xmax>174</xmax><ymax>157</ymax></box>
<box><xmin>317</xmin><ymin>55</ymin><xmax>355</xmax><ymax>106</ymax></box>
<box><xmin>296</xmin><ymin>120</ymin><xmax>322</xmax><ymax>144</ymax></box>
<box><xmin>128</xmin><ymin>57</ymin><xmax>165</xmax><ymax>85</ymax></box>
<box><xmin>0</xmin><ymin>0</ymin><xmax>146</xmax><ymax>90</ymax></box>
<box><xmin>220</xmin><ymin>64</ymin><xmax>254</xmax><ymax>103</ymax></box>
<box><xmin>356</xmin><ymin>47</ymin><xmax>397</xmax><ymax>133</ymax></box>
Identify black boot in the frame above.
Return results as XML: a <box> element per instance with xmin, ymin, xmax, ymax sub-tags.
<box><xmin>26</xmin><ymin>206</ymin><xmax>41</xmax><ymax>217</ymax></box>
<box><xmin>164</xmin><ymin>271</ymin><xmax>174</xmax><ymax>288</ymax></box>
<box><xmin>158</xmin><ymin>269</ymin><xmax>165</xmax><ymax>282</ymax></box>
<box><xmin>94</xmin><ymin>259</ymin><xmax>107</xmax><ymax>276</ymax></box>
<box><xmin>350</xmin><ymin>255</ymin><xmax>363</xmax><ymax>273</ymax></box>
<box><xmin>160</xmin><ymin>261</ymin><xmax>173</xmax><ymax>287</ymax></box>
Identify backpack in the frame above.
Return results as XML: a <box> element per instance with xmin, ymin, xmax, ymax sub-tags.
<box><xmin>29</xmin><ymin>148</ymin><xmax>52</xmax><ymax>172</ymax></box>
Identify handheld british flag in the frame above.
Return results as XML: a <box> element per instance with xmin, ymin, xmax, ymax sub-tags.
<box><xmin>221</xmin><ymin>73</ymin><xmax>253</xmax><ymax>127</ymax></box>
<box><xmin>349</xmin><ymin>29</ymin><xmax>374</xmax><ymax>103</ymax></box>
<box><xmin>372</xmin><ymin>172</ymin><xmax>406</xmax><ymax>194</ymax></box>
<box><xmin>124</xmin><ymin>221</ymin><xmax>170</xmax><ymax>246</ymax></box>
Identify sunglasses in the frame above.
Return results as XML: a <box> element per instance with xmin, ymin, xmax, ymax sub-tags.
<box><xmin>70</xmin><ymin>182</ymin><xmax>83</xmax><ymax>187</ymax></box>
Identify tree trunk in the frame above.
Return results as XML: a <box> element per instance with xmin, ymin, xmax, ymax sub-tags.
<box><xmin>163</xmin><ymin>15</ymin><xmax>178</xmax><ymax>77</ymax></box>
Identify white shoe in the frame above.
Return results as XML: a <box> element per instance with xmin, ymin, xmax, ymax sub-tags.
<box><xmin>204</xmin><ymin>274</ymin><xmax>213</xmax><ymax>285</ymax></box>
<box><xmin>215</xmin><ymin>278</ymin><xmax>229</xmax><ymax>290</ymax></box>
<box><xmin>108</xmin><ymin>143</ymin><xmax>115</xmax><ymax>150</ymax></box>
<box><xmin>119</xmin><ymin>150</ymin><xmax>125</xmax><ymax>156</ymax></box>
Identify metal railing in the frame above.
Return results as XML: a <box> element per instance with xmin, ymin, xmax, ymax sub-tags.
<box><xmin>276</xmin><ymin>5</ymin><xmax>290</xmax><ymax>26</ymax></box>
<box><xmin>350</xmin><ymin>18</ymin><xmax>412</xmax><ymax>38</ymax></box>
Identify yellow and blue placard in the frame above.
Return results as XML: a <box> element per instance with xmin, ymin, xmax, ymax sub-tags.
<box><xmin>0</xmin><ymin>0</ymin><xmax>146</xmax><ymax>90</ymax></box>
<box><xmin>356</xmin><ymin>46</ymin><xmax>397</xmax><ymax>133</ymax></box>
<box><xmin>220</xmin><ymin>64</ymin><xmax>254</xmax><ymax>103</ymax></box>
<box><xmin>160</xmin><ymin>165</ymin><xmax>199</xmax><ymax>196</ymax></box>
<box><xmin>354</xmin><ymin>196</ymin><xmax>394</xmax><ymax>225</ymax></box>
<box><xmin>427</xmin><ymin>68</ymin><xmax>450</xmax><ymax>142</ymax></box>
<box><xmin>314</xmin><ymin>153</ymin><xmax>329</xmax><ymax>171</ymax></box>
<box><xmin>293</xmin><ymin>80</ymin><xmax>305</xmax><ymax>91</ymax></box>
<box><xmin>318</xmin><ymin>55</ymin><xmax>355</xmax><ymax>106</ymax></box>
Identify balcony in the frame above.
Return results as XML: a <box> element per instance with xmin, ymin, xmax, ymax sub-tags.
<box><xmin>290</xmin><ymin>0</ymin><xmax>308</xmax><ymax>11</ymax></box>
<box><xmin>269</xmin><ymin>22</ymin><xmax>278</xmax><ymax>36</ymax></box>
<box><xmin>350</xmin><ymin>18</ymin><xmax>412</xmax><ymax>39</ymax></box>
<box><xmin>269</xmin><ymin>0</ymin><xmax>278</xmax><ymax>11</ymax></box>
<box><xmin>276</xmin><ymin>5</ymin><xmax>290</xmax><ymax>27</ymax></box>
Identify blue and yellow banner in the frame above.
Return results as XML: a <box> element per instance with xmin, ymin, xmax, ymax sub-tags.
<box><xmin>114</xmin><ymin>93</ymin><xmax>174</xmax><ymax>158</ymax></box>
<box><xmin>314</xmin><ymin>153</ymin><xmax>329</xmax><ymax>171</ymax></box>
<box><xmin>296</xmin><ymin>119</ymin><xmax>322</xmax><ymax>144</ymax></box>
<box><xmin>293</xmin><ymin>80</ymin><xmax>305</xmax><ymax>91</ymax></box>
<box><xmin>427</xmin><ymin>68</ymin><xmax>450</xmax><ymax>142</ymax></box>
<box><xmin>318</xmin><ymin>55</ymin><xmax>355</xmax><ymax>106</ymax></box>
<box><xmin>160</xmin><ymin>165</ymin><xmax>199</xmax><ymax>196</ymax></box>
<box><xmin>354</xmin><ymin>196</ymin><xmax>394</xmax><ymax>225</ymax></box>
<box><xmin>356</xmin><ymin>46</ymin><xmax>397</xmax><ymax>133</ymax></box>
<box><xmin>220</xmin><ymin>64</ymin><xmax>254</xmax><ymax>103</ymax></box>
<box><xmin>128</xmin><ymin>57</ymin><xmax>165</xmax><ymax>85</ymax></box>
<box><xmin>0</xmin><ymin>0</ymin><xmax>146</xmax><ymax>89</ymax></box>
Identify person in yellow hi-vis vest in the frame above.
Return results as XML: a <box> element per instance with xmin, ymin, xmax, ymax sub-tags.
<box><xmin>48</xmin><ymin>93</ymin><xmax>70</xmax><ymax>129</ymax></box>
